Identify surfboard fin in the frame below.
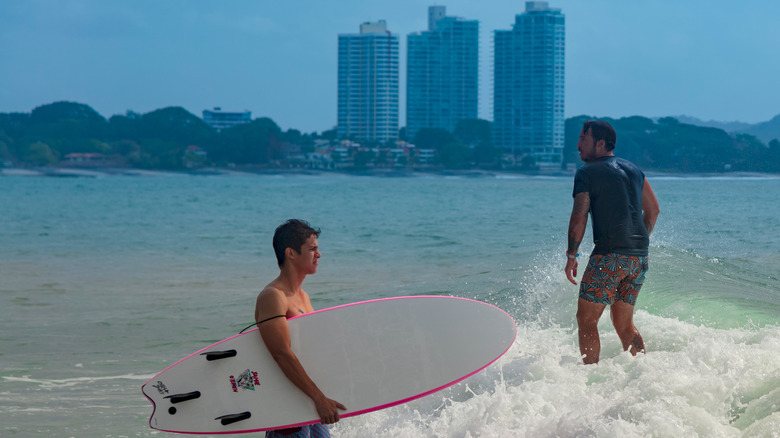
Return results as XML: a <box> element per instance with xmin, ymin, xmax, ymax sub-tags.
<box><xmin>215</xmin><ymin>411</ymin><xmax>251</xmax><ymax>426</ymax></box>
<box><xmin>164</xmin><ymin>391</ymin><xmax>201</xmax><ymax>404</ymax></box>
<box><xmin>200</xmin><ymin>350</ymin><xmax>237</xmax><ymax>361</ymax></box>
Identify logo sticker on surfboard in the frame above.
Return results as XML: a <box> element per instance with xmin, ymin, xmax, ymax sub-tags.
<box><xmin>229</xmin><ymin>369</ymin><xmax>260</xmax><ymax>392</ymax></box>
<box><xmin>152</xmin><ymin>380</ymin><xmax>169</xmax><ymax>395</ymax></box>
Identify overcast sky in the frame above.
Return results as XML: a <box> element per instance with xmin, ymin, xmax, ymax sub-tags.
<box><xmin>2</xmin><ymin>0</ymin><xmax>779</xmax><ymax>133</ymax></box>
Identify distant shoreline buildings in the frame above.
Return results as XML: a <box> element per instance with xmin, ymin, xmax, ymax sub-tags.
<box><xmin>202</xmin><ymin>107</ymin><xmax>252</xmax><ymax>132</ymax></box>
<box><xmin>334</xmin><ymin>2</ymin><xmax>565</xmax><ymax>166</ymax></box>
<box><xmin>203</xmin><ymin>2</ymin><xmax>565</xmax><ymax>167</ymax></box>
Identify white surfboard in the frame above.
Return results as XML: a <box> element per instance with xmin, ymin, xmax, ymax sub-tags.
<box><xmin>141</xmin><ymin>295</ymin><xmax>517</xmax><ymax>434</ymax></box>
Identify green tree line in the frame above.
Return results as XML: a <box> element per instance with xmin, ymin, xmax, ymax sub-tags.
<box><xmin>0</xmin><ymin>101</ymin><xmax>320</xmax><ymax>169</ymax></box>
<box><xmin>1</xmin><ymin>101</ymin><xmax>778</xmax><ymax>172</ymax></box>
<box><xmin>563</xmin><ymin>116</ymin><xmax>780</xmax><ymax>173</ymax></box>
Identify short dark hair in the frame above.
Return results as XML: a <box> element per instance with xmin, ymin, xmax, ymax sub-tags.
<box><xmin>273</xmin><ymin>219</ymin><xmax>321</xmax><ymax>267</ymax></box>
<box><xmin>582</xmin><ymin>120</ymin><xmax>617</xmax><ymax>151</ymax></box>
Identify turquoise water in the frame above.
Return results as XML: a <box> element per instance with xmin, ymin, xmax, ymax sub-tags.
<box><xmin>1</xmin><ymin>173</ymin><xmax>779</xmax><ymax>437</ymax></box>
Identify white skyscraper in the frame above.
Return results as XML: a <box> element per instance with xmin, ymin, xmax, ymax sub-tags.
<box><xmin>337</xmin><ymin>21</ymin><xmax>399</xmax><ymax>143</ymax></box>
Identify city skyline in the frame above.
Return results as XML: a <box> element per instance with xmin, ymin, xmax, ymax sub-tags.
<box><xmin>2</xmin><ymin>0</ymin><xmax>780</xmax><ymax>133</ymax></box>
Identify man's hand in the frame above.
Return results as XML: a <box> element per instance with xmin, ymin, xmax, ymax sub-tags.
<box><xmin>565</xmin><ymin>257</ymin><xmax>579</xmax><ymax>285</ymax></box>
<box><xmin>314</xmin><ymin>396</ymin><xmax>346</xmax><ymax>424</ymax></box>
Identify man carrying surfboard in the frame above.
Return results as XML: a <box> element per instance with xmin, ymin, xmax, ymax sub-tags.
<box><xmin>255</xmin><ymin>219</ymin><xmax>346</xmax><ymax>437</ymax></box>
<box><xmin>564</xmin><ymin>120</ymin><xmax>660</xmax><ymax>365</ymax></box>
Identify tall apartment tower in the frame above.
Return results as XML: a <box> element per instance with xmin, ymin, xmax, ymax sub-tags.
<box><xmin>407</xmin><ymin>6</ymin><xmax>479</xmax><ymax>141</ymax></box>
<box><xmin>493</xmin><ymin>1</ymin><xmax>565</xmax><ymax>167</ymax></box>
<box><xmin>337</xmin><ymin>20</ymin><xmax>399</xmax><ymax>143</ymax></box>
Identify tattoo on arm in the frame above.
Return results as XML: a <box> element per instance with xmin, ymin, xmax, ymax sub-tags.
<box><xmin>568</xmin><ymin>236</ymin><xmax>581</xmax><ymax>255</ymax></box>
<box><xmin>568</xmin><ymin>193</ymin><xmax>590</xmax><ymax>254</ymax></box>
<box><xmin>572</xmin><ymin>192</ymin><xmax>590</xmax><ymax>217</ymax></box>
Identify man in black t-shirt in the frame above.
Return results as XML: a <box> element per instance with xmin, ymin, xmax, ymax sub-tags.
<box><xmin>565</xmin><ymin>120</ymin><xmax>660</xmax><ymax>364</ymax></box>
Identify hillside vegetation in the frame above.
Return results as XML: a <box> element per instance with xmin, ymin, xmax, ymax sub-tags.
<box><xmin>1</xmin><ymin>102</ymin><xmax>778</xmax><ymax>172</ymax></box>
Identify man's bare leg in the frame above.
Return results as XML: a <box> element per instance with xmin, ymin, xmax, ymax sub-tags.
<box><xmin>610</xmin><ymin>300</ymin><xmax>645</xmax><ymax>355</ymax></box>
<box><xmin>576</xmin><ymin>298</ymin><xmax>606</xmax><ymax>364</ymax></box>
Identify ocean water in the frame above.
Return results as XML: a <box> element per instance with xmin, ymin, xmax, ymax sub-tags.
<box><xmin>1</xmin><ymin>172</ymin><xmax>779</xmax><ymax>438</ymax></box>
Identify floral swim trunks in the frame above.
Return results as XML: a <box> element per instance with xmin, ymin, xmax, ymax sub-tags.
<box><xmin>579</xmin><ymin>253</ymin><xmax>648</xmax><ymax>306</ymax></box>
<box><xmin>266</xmin><ymin>424</ymin><xmax>330</xmax><ymax>438</ymax></box>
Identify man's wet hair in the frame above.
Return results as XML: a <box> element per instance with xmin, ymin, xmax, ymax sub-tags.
<box><xmin>273</xmin><ymin>219</ymin><xmax>321</xmax><ymax>267</ymax></box>
<box><xmin>583</xmin><ymin>120</ymin><xmax>617</xmax><ymax>151</ymax></box>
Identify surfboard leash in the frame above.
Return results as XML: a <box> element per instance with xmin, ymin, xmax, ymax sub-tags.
<box><xmin>238</xmin><ymin>314</ymin><xmax>286</xmax><ymax>333</ymax></box>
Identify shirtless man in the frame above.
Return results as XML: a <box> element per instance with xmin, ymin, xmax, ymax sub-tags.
<box><xmin>255</xmin><ymin>219</ymin><xmax>346</xmax><ymax>438</ymax></box>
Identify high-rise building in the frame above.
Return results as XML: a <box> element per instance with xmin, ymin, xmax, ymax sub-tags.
<box><xmin>493</xmin><ymin>1</ymin><xmax>565</xmax><ymax>167</ymax></box>
<box><xmin>337</xmin><ymin>20</ymin><xmax>399</xmax><ymax>143</ymax></box>
<box><xmin>407</xmin><ymin>6</ymin><xmax>479</xmax><ymax>141</ymax></box>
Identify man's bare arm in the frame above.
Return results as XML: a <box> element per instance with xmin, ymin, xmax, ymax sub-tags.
<box><xmin>641</xmin><ymin>178</ymin><xmax>660</xmax><ymax>236</ymax></box>
<box><xmin>255</xmin><ymin>290</ymin><xmax>346</xmax><ymax>424</ymax></box>
<box><xmin>565</xmin><ymin>192</ymin><xmax>590</xmax><ymax>285</ymax></box>
<box><xmin>568</xmin><ymin>192</ymin><xmax>590</xmax><ymax>254</ymax></box>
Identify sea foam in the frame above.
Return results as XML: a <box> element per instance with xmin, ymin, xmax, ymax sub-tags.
<box><xmin>333</xmin><ymin>314</ymin><xmax>780</xmax><ymax>437</ymax></box>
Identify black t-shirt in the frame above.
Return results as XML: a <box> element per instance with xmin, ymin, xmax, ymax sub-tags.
<box><xmin>573</xmin><ymin>156</ymin><xmax>649</xmax><ymax>256</ymax></box>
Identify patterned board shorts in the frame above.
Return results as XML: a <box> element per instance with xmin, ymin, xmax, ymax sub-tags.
<box><xmin>266</xmin><ymin>424</ymin><xmax>330</xmax><ymax>438</ymax></box>
<box><xmin>579</xmin><ymin>253</ymin><xmax>648</xmax><ymax>306</ymax></box>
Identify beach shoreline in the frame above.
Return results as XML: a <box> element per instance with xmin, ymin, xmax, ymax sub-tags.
<box><xmin>2</xmin><ymin>166</ymin><xmax>778</xmax><ymax>179</ymax></box>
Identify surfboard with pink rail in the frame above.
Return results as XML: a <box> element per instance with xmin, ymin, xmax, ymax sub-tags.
<box><xmin>141</xmin><ymin>295</ymin><xmax>517</xmax><ymax>434</ymax></box>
